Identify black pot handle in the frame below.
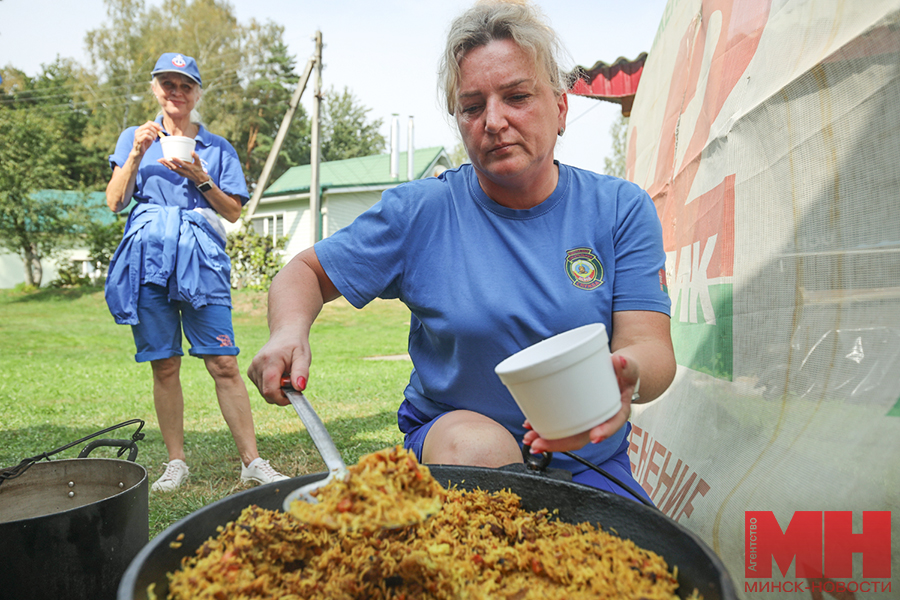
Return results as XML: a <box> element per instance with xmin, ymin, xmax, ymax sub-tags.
<box><xmin>1</xmin><ymin>420</ymin><xmax>146</xmax><ymax>488</ymax></box>
<box><xmin>78</xmin><ymin>439</ymin><xmax>140</xmax><ymax>462</ymax></box>
<box><xmin>521</xmin><ymin>444</ymin><xmax>553</xmax><ymax>471</ymax></box>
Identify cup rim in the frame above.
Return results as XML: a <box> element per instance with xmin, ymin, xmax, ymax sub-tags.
<box><xmin>494</xmin><ymin>323</ymin><xmax>609</xmax><ymax>384</ymax></box>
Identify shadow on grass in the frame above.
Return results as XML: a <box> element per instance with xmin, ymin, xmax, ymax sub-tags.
<box><xmin>5</xmin><ymin>286</ymin><xmax>105</xmax><ymax>303</ymax></box>
<box><xmin>3</xmin><ymin>408</ymin><xmax>400</xmax><ymax>467</ymax></box>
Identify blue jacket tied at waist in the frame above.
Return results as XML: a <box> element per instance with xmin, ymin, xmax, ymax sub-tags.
<box><xmin>105</xmin><ymin>203</ymin><xmax>232</xmax><ymax>325</ymax></box>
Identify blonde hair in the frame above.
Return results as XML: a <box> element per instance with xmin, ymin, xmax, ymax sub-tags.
<box><xmin>438</xmin><ymin>0</ymin><xmax>569</xmax><ymax>115</ymax></box>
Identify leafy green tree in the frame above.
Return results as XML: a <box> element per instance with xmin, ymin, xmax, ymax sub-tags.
<box><xmin>0</xmin><ymin>110</ymin><xmax>73</xmax><ymax>286</ymax></box>
<box><xmin>86</xmin><ymin>213</ymin><xmax>128</xmax><ymax>272</ymax></box>
<box><xmin>226</xmin><ymin>228</ymin><xmax>286</xmax><ymax>290</ymax></box>
<box><xmin>449</xmin><ymin>141</ymin><xmax>469</xmax><ymax>166</ymax></box>
<box><xmin>0</xmin><ymin>61</ymin><xmax>106</xmax><ymax>286</ymax></box>
<box><xmin>231</xmin><ymin>33</ymin><xmax>310</xmax><ymax>185</ymax></box>
<box><xmin>1</xmin><ymin>60</ymin><xmax>107</xmax><ymax>187</ymax></box>
<box><xmin>80</xmin><ymin>0</ymin><xmax>158</xmax><ymax>155</ymax></box>
<box><xmin>603</xmin><ymin>114</ymin><xmax>629</xmax><ymax>179</ymax></box>
<box><xmin>320</xmin><ymin>86</ymin><xmax>386</xmax><ymax>162</ymax></box>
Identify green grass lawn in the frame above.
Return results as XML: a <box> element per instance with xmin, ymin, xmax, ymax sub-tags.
<box><xmin>0</xmin><ymin>286</ymin><xmax>412</xmax><ymax>537</ymax></box>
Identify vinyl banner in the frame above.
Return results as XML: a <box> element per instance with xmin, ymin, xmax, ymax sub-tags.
<box><xmin>626</xmin><ymin>1</ymin><xmax>900</xmax><ymax>598</ymax></box>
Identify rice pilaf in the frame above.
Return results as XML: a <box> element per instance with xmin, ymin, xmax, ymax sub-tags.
<box><xmin>290</xmin><ymin>446</ymin><xmax>446</xmax><ymax>531</ymax></box>
<box><xmin>162</xmin><ymin>446</ymin><xmax>701</xmax><ymax>599</ymax></box>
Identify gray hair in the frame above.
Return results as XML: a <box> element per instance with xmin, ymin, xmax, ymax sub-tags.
<box><xmin>438</xmin><ymin>0</ymin><xmax>570</xmax><ymax>115</ymax></box>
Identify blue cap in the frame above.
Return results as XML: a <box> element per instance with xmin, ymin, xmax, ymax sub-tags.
<box><xmin>151</xmin><ymin>53</ymin><xmax>202</xmax><ymax>86</ymax></box>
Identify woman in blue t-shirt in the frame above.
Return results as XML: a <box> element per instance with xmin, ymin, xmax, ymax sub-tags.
<box><xmin>105</xmin><ymin>52</ymin><xmax>287</xmax><ymax>492</ymax></box>
<box><xmin>249</xmin><ymin>3</ymin><xmax>676</xmax><ymax>503</ymax></box>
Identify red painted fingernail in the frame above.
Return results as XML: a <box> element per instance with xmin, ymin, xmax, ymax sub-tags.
<box><xmin>621</xmin><ymin>356</ymin><xmax>628</xmax><ymax>368</ymax></box>
<box><xmin>297</xmin><ymin>376</ymin><xmax>307</xmax><ymax>391</ymax></box>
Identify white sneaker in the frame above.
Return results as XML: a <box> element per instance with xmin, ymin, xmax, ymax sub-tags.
<box><xmin>151</xmin><ymin>459</ymin><xmax>189</xmax><ymax>492</ymax></box>
<box><xmin>241</xmin><ymin>458</ymin><xmax>289</xmax><ymax>485</ymax></box>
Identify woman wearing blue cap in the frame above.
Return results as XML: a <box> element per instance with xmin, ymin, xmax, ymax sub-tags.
<box><xmin>104</xmin><ymin>52</ymin><xmax>287</xmax><ymax>492</ymax></box>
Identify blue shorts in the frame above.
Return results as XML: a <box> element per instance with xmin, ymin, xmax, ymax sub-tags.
<box><xmin>398</xmin><ymin>399</ymin><xmax>653</xmax><ymax>505</ymax></box>
<box><xmin>131</xmin><ymin>283</ymin><xmax>240</xmax><ymax>362</ymax></box>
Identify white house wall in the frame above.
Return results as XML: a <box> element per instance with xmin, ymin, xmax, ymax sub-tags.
<box><xmin>256</xmin><ymin>190</ymin><xmax>383</xmax><ymax>262</ymax></box>
<box><xmin>324</xmin><ymin>191</ymin><xmax>382</xmax><ymax>238</ymax></box>
<box><xmin>284</xmin><ymin>202</ymin><xmax>311</xmax><ymax>259</ymax></box>
<box><xmin>0</xmin><ymin>248</ymin><xmax>95</xmax><ymax>289</ymax></box>
<box><xmin>0</xmin><ymin>252</ymin><xmax>26</xmax><ymax>288</ymax></box>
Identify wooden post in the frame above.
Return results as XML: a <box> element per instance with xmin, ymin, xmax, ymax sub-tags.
<box><xmin>309</xmin><ymin>31</ymin><xmax>324</xmax><ymax>245</ymax></box>
<box><xmin>242</xmin><ymin>36</ymin><xmax>318</xmax><ymax>225</ymax></box>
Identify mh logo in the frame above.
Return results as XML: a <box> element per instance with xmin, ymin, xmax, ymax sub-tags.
<box><xmin>745</xmin><ymin>511</ymin><xmax>891</xmax><ymax>579</ymax></box>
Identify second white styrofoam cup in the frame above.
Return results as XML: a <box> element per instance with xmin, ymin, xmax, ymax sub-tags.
<box><xmin>494</xmin><ymin>323</ymin><xmax>621</xmax><ymax>440</ymax></box>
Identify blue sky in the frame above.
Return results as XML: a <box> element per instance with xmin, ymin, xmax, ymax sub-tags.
<box><xmin>0</xmin><ymin>0</ymin><xmax>668</xmax><ymax>171</ymax></box>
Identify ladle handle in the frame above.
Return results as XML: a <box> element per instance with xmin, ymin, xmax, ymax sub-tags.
<box><xmin>283</xmin><ymin>387</ymin><xmax>347</xmax><ymax>475</ymax></box>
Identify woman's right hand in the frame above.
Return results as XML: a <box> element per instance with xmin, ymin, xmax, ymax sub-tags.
<box><xmin>247</xmin><ymin>328</ymin><xmax>312</xmax><ymax>407</ymax></box>
<box><xmin>106</xmin><ymin>121</ymin><xmax>164</xmax><ymax>212</ymax></box>
<box><xmin>248</xmin><ymin>247</ymin><xmax>339</xmax><ymax>407</ymax></box>
<box><xmin>131</xmin><ymin>121</ymin><xmax>163</xmax><ymax>158</ymax></box>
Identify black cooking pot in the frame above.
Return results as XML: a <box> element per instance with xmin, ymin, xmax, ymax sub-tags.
<box><xmin>119</xmin><ymin>464</ymin><xmax>737</xmax><ymax>600</ymax></box>
<box><xmin>0</xmin><ymin>426</ymin><xmax>149</xmax><ymax>600</ymax></box>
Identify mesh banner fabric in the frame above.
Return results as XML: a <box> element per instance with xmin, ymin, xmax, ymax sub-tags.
<box><xmin>625</xmin><ymin>0</ymin><xmax>900</xmax><ymax>598</ymax></box>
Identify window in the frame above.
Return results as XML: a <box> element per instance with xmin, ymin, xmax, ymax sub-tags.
<box><xmin>250</xmin><ymin>214</ymin><xmax>286</xmax><ymax>244</ymax></box>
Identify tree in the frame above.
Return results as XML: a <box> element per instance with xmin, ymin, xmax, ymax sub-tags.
<box><xmin>85</xmin><ymin>212</ymin><xmax>128</xmax><ymax>274</ymax></box>
<box><xmin>231</xmin><ymin>34</ymin><xmax>310</xmax><ymax>185</ymax></box>
<box><xmin>1</xmin><ymin>60</ymin><xmax>107</xmax><ymax>188</ymax></box>
<box><xmin>449</xmin><ymin>141</ymin><xmax>469</xmax><ymax>166</ymax></box>
<box><xmin>0</xmin><ymin>61</ymin><xmax>106</xmax><ymax>286</ymax></box>
<box><xmin>0</xmin><ymin>111</ymin><xmax>74</xmax><ymax>286</ymax></box>
<box><xmin>320</xmin><ymin>86</ymin><xmax>386</xmax><ymax>162</ymax></box>
<box><xmin>226</xmin><ymin>228</ymin><xmax>287</xmax><ymax>291</ymax></box>
<box><xmin>603</xmin><ymin>113</ymin><xmax>629</xmax><ymax>179</ymax></box>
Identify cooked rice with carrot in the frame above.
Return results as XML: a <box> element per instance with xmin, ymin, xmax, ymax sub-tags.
<box><xmin>164</xmin><ymin>446</ymin><xmax>701</xmax><ymax>599</ymax></box>
<box><xmin>290</xmin><ymin>446</ymin><xmax>446</xmax><ymax>530</ymax></box>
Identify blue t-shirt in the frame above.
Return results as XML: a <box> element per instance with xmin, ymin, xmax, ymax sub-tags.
<box><xmin>109</xmin><ymin>118</ymin><xmax>249</xmax><ymax>215</ymax></box>
<box><xmin>315</xmin><ymin>163</ymin><xmax>670</xmax><ymax>471</ymax></box>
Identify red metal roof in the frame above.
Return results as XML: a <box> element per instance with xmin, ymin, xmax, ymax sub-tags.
<box><xmin>568</xmin><ymin>53</ymin><xmax>647</xmax><ymax>116</ymax></box>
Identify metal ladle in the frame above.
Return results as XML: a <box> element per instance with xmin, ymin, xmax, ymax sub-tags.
<box><xmin>279</xmin><ymin>378</ymin><xmax>444</xmax><ymax>530</ymax></box>
<box><xmin>279</xmin><ymin>378</ymin><xmax>349</xmax><ymax>513</ymax></box>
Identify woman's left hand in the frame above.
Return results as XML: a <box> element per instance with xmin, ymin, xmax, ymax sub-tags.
<box><xmin>158</xmin><ymin>150</ymin><xmax>207</xmax><ymax>186</ymax></box>
<box><xmin>521</xmin><ymin>354</ymin><xmax>640</xmax><ymax>454</ymax></box>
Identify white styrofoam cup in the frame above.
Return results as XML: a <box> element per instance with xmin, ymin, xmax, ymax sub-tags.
<box><xmin>494</xmin><ymin>323</ymin><xmax>621</xmax><ymax>440</ymax></box>
<box><xmin>160</xmin><ymin>135</ymin><xmax>196</xmax><ymax>162</ymax></box>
